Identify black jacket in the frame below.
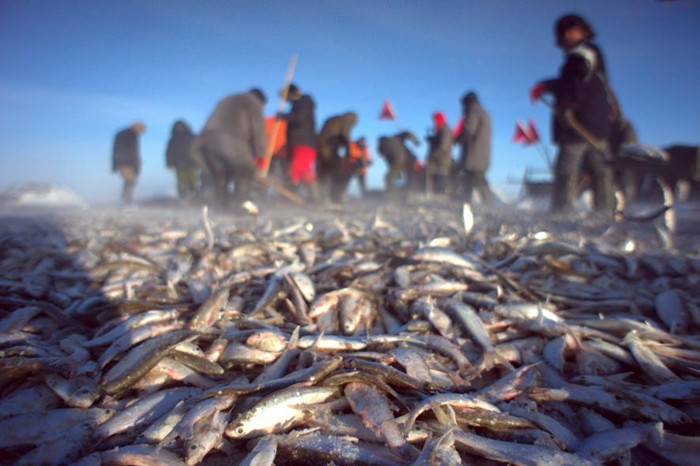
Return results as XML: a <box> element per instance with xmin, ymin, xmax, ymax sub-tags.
<box><xmin>112</xmin><ymin>127</ymin><xmax>141</xmax><ymax>173</ymax></box>
<box><xmin>543</xmin><ymin>41</ymin><xmax>611</xmax><ymax>144</ymax></box>
<box><xmin>285</xmin><ymin>95</ymin><xmax>317</xmax><ymax>148</ymax></box>
<box><xmin>166</xmin><ymin>121</ymin><xmax>197</xmax><ymax>169</ymax></box>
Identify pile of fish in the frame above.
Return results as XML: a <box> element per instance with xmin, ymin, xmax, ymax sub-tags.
<box><xmin>0</xmin><ymin>201</ymin><xmax>698</xmax><ymax>465</ymax></box>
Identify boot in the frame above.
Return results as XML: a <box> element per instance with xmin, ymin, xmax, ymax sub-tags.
<box><xmin>308</xmin><ymin>181</ymin><xmax>321</xmax><ymax>202</ymax></box>
<box><xmin>122</xmin><ymin>182</ymin><xmax>135</xmax><ymax>204</ymax></box>
<box><xmin>551</xmin><ymin>174</ymin><xmax>576</xmax><ymax>213</ymax></box>
<box><xmin>593</xmin><ymin>169</ymin><xmax>614</xmax><ymax>212</ymax></box>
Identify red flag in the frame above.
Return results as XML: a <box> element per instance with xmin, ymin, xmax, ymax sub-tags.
<box><xmin>379</xmin><ymin>99</ymin><xmax>396</xmax><ymax>121</ymax></box>
<box><xmin>528</xmin><ymin>119</ymin><xmax>540</xmax><ymax>143</ymax></box>
<box><xmin>512</xmin><ymin>121</ymin><xmax>538</xmax><ymax>145</ymax></box>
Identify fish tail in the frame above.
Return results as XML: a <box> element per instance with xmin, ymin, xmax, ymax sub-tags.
<box><xmin>480</xmin><ymin>350</ymin><xmax>515</xmax><ymax>372</ymax></box>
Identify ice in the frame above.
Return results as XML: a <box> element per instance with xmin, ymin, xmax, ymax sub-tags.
<box><xmin>0</xmin><ymin>183</ymin><xmax>89</xmax><ymax>210</ymax></box>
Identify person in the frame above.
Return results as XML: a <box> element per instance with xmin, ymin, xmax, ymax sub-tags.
<box><xmin>530</xmin><ymin>14</ymin><xmax>613</xmax><ymax>214</ymax></box>
<box><xmin>425</xmin><ymin>111</ymin><xmax>452</xmax><ymax>195</ymax></box>
<box><xmin>279</xmin><ymin>83</ymin><xmax>319</xmax><ymax>200</ymax></box>
<box><xmin>165</xmin><ymin>120</ymin><xmax>198</xmax><ymax>202</ymax></box>
<box><xmin>112</xmin><ymin>121</ymin><xmax>146</xmax><ymax>204</ymax></box>
<box><xmin>317</xmin><ymin>112</ymin><xmax>358</xmax><ymax>202</ymax></box>
<box><xmin>377</xmin><ymin>131</ymin><xmax>420</xmax><ymax>197</ymax></box>
<box><xmin>348</xmin><ymin>137</ymin><xmax>371</xmax><ymax>196</ymax></box>
<box><xmin>453</xmin><ymin>92</ymin><xmax>492</xmax><ymax>204</ymax></box>
<box><xmin>263</xmin><ymin>115</ymin><xmax>289</xmax><ymax>184</ymax></box>
<box><xmin>191</xmin><ymin>88</ymin><xmax>266</xmax><ymax>208</ymax></box>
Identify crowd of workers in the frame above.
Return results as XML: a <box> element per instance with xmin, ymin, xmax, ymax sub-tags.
<box><xmin>112</xmin><ymin>14</ymin><xmax>638</xmax><ymax>215</ymax></box>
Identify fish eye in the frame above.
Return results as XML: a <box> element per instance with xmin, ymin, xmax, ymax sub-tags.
<box><xmin>236</xmin><ymin>427</ymin><xmax>244</xmax><ymax>435</ymax></box>
<box><xmin>190</xmin><ymin>444</ymin><xmax>199</xmax><ymax>450</ymax></box>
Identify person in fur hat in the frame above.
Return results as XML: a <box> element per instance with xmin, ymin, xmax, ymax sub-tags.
<box><xmin>530</xmin><ymin>14</ymin><xmax>613</xmax><ymax>214</ymax></box>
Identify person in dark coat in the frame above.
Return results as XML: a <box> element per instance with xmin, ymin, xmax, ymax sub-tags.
<box><xmin>378</xmin><ymin>131</ymin><xmax>420</xmax><ymax>196</ymax></box>
<box><xmin>191</xmin><ymin>89</ymin><xmax>266</xmax><ymax>207</ymax></box>
<box><xmin>426</xmin><ymin>111</ymin><xmax>452</xmax><ymax>195</ymax></box>
<box><xmin>530</xmin><ymin>14</ymin><xmax>613</xmax><ymax>213</ymax></box>
<box><xmin>280</xmin><ymin>84</ymin><xmax>319</xmax><ymax>200</ymax></box>
<box><xmin>112</xmin><ymin>121</ymin><xmax>146</xmax><ymax>203</ymax></box>
<box><xmin>453</xmin><ymin>92</ymin><xmax>492</xmax><ymax>204</ymax></box>
<box><xmin>166</xmin><ymin>120</ymin><xmax>198</xmax><ymax>201</ymax></box>
<box><xmin>317</xmin><ymin>112</ymin><xmax>358</xmax><ymax>202</ymax></box>
<box><xmin>348</xmin><ymin>137</ymin><xmax>371</xmax><ymax>196</ymax></box>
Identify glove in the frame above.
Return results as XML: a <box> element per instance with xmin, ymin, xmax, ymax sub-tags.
<box><xmin>529</xmin><ymin>82</ymin><xmax>546</xmax><ymax>103</ymax></box>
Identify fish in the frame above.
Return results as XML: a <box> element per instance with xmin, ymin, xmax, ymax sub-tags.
<box><xmin>345</xmin><ymin>381</ymin><xmax>408</xmax><ymax>451</ymax></box>
<box><xmin>100</xmin><ymin>330</ymin><xmax>200</xmax><ymax>396</ymax></box>
<box><xmin>93</xmin><ymin>386</ymin><xmax>200</xmax><ymax>441</ymax></box>
<box><xmin>0</xmin><ymin>407</ymin><xmax>114</xmax><ymax>449</ymax></box>
<box><xmin>527</xmin><ymin>384</ymin><xmax>693</xmax><ymax>425</ymax></box>
<box><xmin>1</xmin><ymin>198</ymin><xmax>698</xmax><ymax>465</ymax></box>
<box><xmin>453</xmin><ymin>428</ymin><xmax>601</xmax><ymax>466</ymax></box>
<box><xmin>576</xmin><ymin>422</ymin><xmax>663</xmax><ymax>463</ymax></box>
<box><xmin>444</xmin><ymin>298</ymin><xmax>514</xmax><ymax>371</ymax></box>
<box><xmin>225</xmin><ymin>386</ymin><xmax>340</xmax><ymax>439</ymax></box>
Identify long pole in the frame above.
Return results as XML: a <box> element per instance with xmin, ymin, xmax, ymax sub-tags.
<box><xmin>261</xmin><ymin>54</ymin><xmax>298</xmax><ymax>178</ymax></box>
<box><xmin>255</xmin><ymin>174</ymin><xmax>305</xmax><ymax>205</ymax></box>
<box><xmin>535</xmin><ymin>140</ymin><xmax>553</xmax><ymax>174</ymax></box>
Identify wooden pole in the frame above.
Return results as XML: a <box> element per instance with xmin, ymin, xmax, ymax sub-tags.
<box><xmin>255</xmin><ymin>173</ymin><xmax>305</xmax><ymax>205</ymax></box>
<box><xmin>261</xmin><ymin>54</ymin><xmax>298</xmax><ymax>178</ymax></box>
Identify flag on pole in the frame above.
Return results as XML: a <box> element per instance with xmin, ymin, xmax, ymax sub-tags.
<box><xmin>452</xmin><ymin>117</ymin><xmax>464</xmax><ymax>139</ymax></box>
<box><xmin>512</xmin><ymin>120</ymin><xmax>539</xmax><ymax>145</ymax></box>
<box><xmin>513</xmin><ymin>118</ymin><xmax>552</xmax><ymax>171</ymax></box>
<box><xmin>379</xmin><ymin>99</ymin><xmax>397</xmax><ymax>121</ymax></box>
<box><xmin>527</xmin><ymin>119</ymin><xmax>539</xmax><ymax>143</ymax></box>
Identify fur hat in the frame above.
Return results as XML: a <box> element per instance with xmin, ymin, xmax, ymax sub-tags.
<box><xmin>555</xmin><ymin>14</ymin><xmax>595</xmax><ymax>47</ymax></box>
<box><xmin>461</xmin><ymin>92</ymin><xmax>478</xmax><ymax>106</ymax></box>
<box><xmin>284</xmin><ymin>83</ymin><xmax>302</xmax><ymax>100</ymax></box>
<box><xmin>131</xmin><ymin>122</ymin><xmax>146</xmax><ymax>134</ymax></box>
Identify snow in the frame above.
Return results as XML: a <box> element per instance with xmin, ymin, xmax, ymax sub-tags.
<box><xmin>0</xmin><ymin>183</ymin><xmax>89</xmax><ymax>209</ymax></box>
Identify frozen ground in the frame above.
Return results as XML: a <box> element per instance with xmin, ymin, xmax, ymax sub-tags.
<box><xmin>1</xmin><ymin>183</ymin><xmax>698</xmax><ymax>256</ymax></box>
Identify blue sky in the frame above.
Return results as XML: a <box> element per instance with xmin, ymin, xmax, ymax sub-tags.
<box><xmin>1</xmin><ymin>0</ymin><xmax>698</xmax><ymax>202</ymax></box>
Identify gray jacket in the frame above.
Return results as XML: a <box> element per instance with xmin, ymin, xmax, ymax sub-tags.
<box><xmin>378</xmin><ymin>131</ymin><xmax>419</xmax><ymax>170</ymax></box>
<box><xmin>427</xmin><ymin>125</ymin><xmax>453</xmax><ymax>175</ymax></box>
<box><xmin>456</xmin><ymin>100</ymin><xmax>491</xmax><ymax>173</ymax></box>
<box><xmin>192</xmin><ymin>91</ymin><xmax>265</xmax><ymax>168</ymax></box>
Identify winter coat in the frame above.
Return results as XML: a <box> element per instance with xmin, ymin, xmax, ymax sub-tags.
<box><xmin>542</xmin><ymin>40</ymin><xmax>611</xmax><ymax>144</ymax></box>
<box><xmin>191</xmin><ymin>91</ymin><xmax>266</xmax><ymax>168</ymax></box>
<box><xmin>112</xmin><ymin>127</ymin><xmax>141</xmax><ymax>173</ymax></box>
<box><xmin>455</xmin><ymin>100</ymin><xmax>491</xmax><ymax>173</ymax></box>
<box><xmin>166</xmin><ymin>120</ymin><xmax>197</xmax><ymax>170</ymax></box>
<box><xmin>285</xmin><ymin>94</ymin><xmax>317</xmax><ymax>148</ymax></box>
<box><xmin>427</xmin><ymin>124</ymin><xmax>453</xmax><ymax>175</ymax></box>
<box><xmin>317</xmin><ymin>112</ymin><xmax>358</xmax><ymax>162</ymax></box>
<box><xmin>378</xmin><ymin>131</ymin><xmax>418</xmax><ymax>171</ymax></box>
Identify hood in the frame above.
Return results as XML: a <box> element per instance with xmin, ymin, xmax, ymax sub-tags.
<box><xmin>172</xmin><ymin>120</ymin><xmax>191</xmax><ymax>134</ymax></box>
<box><xmin>433</xmin><ymin>112</ymin><xmax>446</xmax><ymax>131</ymax></box>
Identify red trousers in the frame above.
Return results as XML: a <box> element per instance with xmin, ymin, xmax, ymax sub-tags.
<box><xmin>288</xmin><ymin>145</ymin><xmax>317</xmax><ymax>184</ymax></box>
